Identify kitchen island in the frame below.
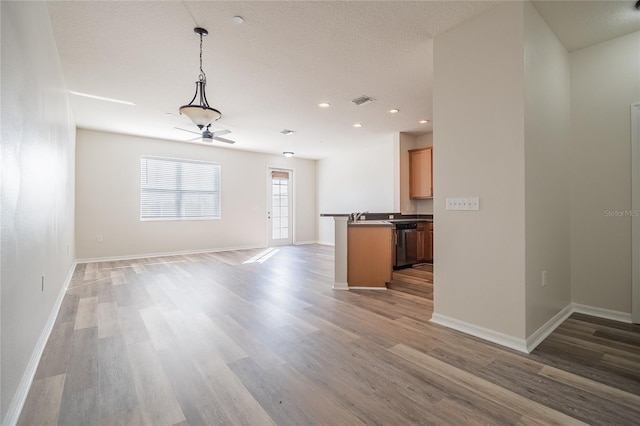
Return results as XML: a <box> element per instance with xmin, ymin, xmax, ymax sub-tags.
<box><xmin>348</xmin><ymin>221</ymin><xmax>394</xmax><ymax>288</ymax></box>
<box><xmin>321</xmin><ymin>213</ymin><xmax>433</xmax><ymax>290</ymax></box>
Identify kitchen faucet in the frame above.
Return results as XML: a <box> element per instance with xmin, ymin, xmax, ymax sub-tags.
<box><xmin>351</xmin><ymin>211</ymin><xmax>369</xmax><ymax>222</ymax></box>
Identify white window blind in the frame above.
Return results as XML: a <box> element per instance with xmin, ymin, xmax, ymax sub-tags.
<box><xmin>140</xmin><ymin>156</ymin><xmax>221</xmax><ymax>220</ymax></box>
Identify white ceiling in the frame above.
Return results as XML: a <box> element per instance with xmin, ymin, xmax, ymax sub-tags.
<box><xmin>532</xmin><ymin>0</ymin><xmax>640</xmax><ymax>51</ymax></box>
<box><xmin>46</xmin><ymin>1</ymin><xmax>640</xmax><ymax>160</ymax></box>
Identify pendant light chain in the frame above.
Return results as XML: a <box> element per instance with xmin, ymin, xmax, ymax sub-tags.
<box><xmin>199</xmin><ymin>32</ymin><xmax>206</xmax><ymax>83</ymax></box>
<box><xmin>179</xmin><ymin>26</ymin><xmax>221</xmax><ymax>129</ymax></box>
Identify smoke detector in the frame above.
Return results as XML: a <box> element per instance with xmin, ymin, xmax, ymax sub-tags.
<box><xmin>351</xmin><ymin>95</ymin><xmax>376</xmax><ymax>106</ymax></box>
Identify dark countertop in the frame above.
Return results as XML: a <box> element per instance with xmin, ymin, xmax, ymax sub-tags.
<box><xmin>322</xmin><ymin>212</ymin><xmax>434</xmax><ymax>228</ymax></box>
<box><xmin>321</xmin><ymin>212</ymin><xmax>433</xmax><ymax>221</ymax></box>
<box><xmin>349</xmin><ymin>219</ymin><xmax>433</xmax><ymax>228</ymax></box>
<box><xmin>348</xmin><ymin>220</ymin><xmax>394</xmax><ymax>227</ymax></box>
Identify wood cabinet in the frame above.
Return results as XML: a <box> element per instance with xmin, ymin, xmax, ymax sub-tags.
<box><xmin>417</xmin><ymin>222</ymin><xmax>432</xmax><ymax>262</ymax></box>
<box><xmin>428</xmin><ymin>222</ymin><xmax>433</xmax><ymax>261</ymax></box>
<box><xmin>347</xmin><ymin>225</ymin><xmax>393</xmax><ymax>287</ymax></box>
<box><xmin>417</xmin><ymin>223</ymin><xmax>425</xmax><ymax>261</ymax></box>
<box><xmin>409</xmin><ymin>147</ymin><xmax>433</xmax><ymax>199</ymax></box>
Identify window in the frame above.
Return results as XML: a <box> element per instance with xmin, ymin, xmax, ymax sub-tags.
<box><xmin>140</xmin><ymin>156</ymin><xmax>221</xmax><ymax>220</ymax></box>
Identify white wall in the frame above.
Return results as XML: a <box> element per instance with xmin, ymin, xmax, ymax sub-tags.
<box><xmin>570</xmin><ymin>31</ymin><xmax>640</xmax><ymax>314</ymax></box>
<box><xmin>75</xmin><ymin>129</ymin><xmax>316</xmax><ymax>259</ymax></box>
<box><xmin>1</xmin><ymin>1</ymin><xmax>76</xmax><ymax>420</ymax></box>
<box><xmin>433</xmin><ymin>2</ymin><xmax>527</xmax><ymax>340</ymax></box>
<box><xmin>523</xmin><ymin>2</ymin><xmax>571</xmax><ymax>336</ymax></box>
<box><xmin>317</xmin><ymin>138</ymin><xmax>396</xmax><ymax>245</ymax></box>
<box><xmin>416</xmin><ymin>133</ymin><xmax>433</xmax><ymax>148</ymax></box>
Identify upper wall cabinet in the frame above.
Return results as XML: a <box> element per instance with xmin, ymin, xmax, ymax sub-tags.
<box><xmin>409</xmin><ymin>147</ymin><xmax>433</xmax><ymax>199</ymax></box>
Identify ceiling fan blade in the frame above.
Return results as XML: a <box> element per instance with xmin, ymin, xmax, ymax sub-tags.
<box><xmin>174</xmin><ymin>126</ymin><xmax>201</xmax><ymax>135</ymax></box>
<box><xmin>213</xmin><ymin>136</ymin><xmax>235</xmax><ymax>144</ymax></box>
<box><xmin>212</xmin><ymin>129</ymin><xmax>231</xmax><ymax>137</ymax></box>
<box><xmin>175</xmin><ymin>126</ymin><xmax>232</xmax><ymax>144</ymax></box>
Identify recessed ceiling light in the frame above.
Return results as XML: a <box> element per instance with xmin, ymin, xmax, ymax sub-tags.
<box><xmin>69</xmin><ymin>91</ymin><xmax>135</xmax><ymax>106</ymax></box>
<box><xmin>280</xmin><ymin>129</ymin><xmax>296</xmax><ymax>135</ymax></box>
<box><xmin>419</xmin><ymin>119</ymin><xmax>430</xmax><ymax>124</ymax></box>
<box><xmin>233</xmin><ymin>16</ymin><xmax>244</xmax><ymax>24</ymax></box>
<box><xmin>318</xmin><ymin>102</ymin><xmax>331</xmax><ymax>108</ymax></box>
<box><xmin>283</xmin><ymin>151</ymin><xmax>294</xmax><ymax>157</ymax></box>
<box><xmin>388</xmin><ymin>109</ymin><xmax>400</xmax><ymax>114</ymax></box>
<box><xmin>353</xmin><ymin>123</ymin><xmax>363</xmax><ymax>128</ymax></box>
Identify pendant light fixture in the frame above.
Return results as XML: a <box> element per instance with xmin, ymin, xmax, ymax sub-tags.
<box><xmin>179</xmin><ymin>27</ymin><xmax>222</xmax><ymax>129</ymax></box>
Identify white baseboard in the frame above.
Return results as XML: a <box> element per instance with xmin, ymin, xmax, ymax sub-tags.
<box><xmin>430</xmin><ymin>313</ymin><xmax>529</xmax><ymax>353</ymax></box>
<box><xmin>294</xmin><ymin>240</ymin><xmax>318</xmax><ymax>246</ymax></box>
<box><xmin>348</xmin><ymin>286</ymin><xmax>388</xmax><ymax>291</ymax></box>
<box><xmin>572</xmin><ymin>303</ymin><xmax>632</xmax><ymax>323</ymax></box>
<box><xmin>3</xmin><ymin>262</ymin><xmax>76</xmax><ymax>426</ymax></box>
<box><xmin>432</xmin><ymin>302</ymin><xmax>633</xmax><ymax>355</ymax></box>
<box><xmin>333</xmin><ymin>282</ymin><xmax>349</xmax><ymax>290</ymax></box>
<box><xmin>76</xmin><ymin>245</ymin><xmax>265</xmax><ymax>263</ymax></box>
<box><xmin>526</xmin><ymin>304</ymin><xmax>573</xmax><ymax>353</ymax></box>
<box><xmin>317</xmin><ymin>241</ymin><xmax>335</xmax><ymax>247</ymax></box>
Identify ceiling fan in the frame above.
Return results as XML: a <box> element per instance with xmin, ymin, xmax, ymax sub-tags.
<box><xmin>175</xmin><ymin>125</ymin><xmax>235</xmax><ymax>144</ymax></box>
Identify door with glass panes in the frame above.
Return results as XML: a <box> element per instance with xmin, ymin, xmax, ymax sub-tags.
<box><xmin>268</xmin><ymin>169</ymin><xmax>293</xmax><ymax>246</ymax></box>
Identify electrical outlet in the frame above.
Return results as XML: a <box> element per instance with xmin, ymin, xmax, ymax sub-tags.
<box><xmin>360</xmin><ymin>215</ymin><xmax>366</xmax><ymax>221</ymax></box>
<box><xmin>97</xmin><ymin>235</ymin><xmax>103</xmax><ymax>242</ymax></box>
<box><xmin>389</xmin><ymin>214</ymin><xmax>394</xmax><ymax>219</ymax></box>
<box><xmin>541</xmin><ymin>270</ymin><xmax>547</xmax><ymax>287</ymax></box>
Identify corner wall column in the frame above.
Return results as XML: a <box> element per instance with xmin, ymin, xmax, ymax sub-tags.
<box><xmin>333</xmin><ymin>217</ymin><xmax>349</xmax><ymax>290</ymax></box>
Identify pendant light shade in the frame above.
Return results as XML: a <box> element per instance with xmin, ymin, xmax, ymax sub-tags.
<box><xmin>179</xmin><ymin>80</ymin><xmax>221</xmax><ymax>129</ymax></box>
<box><xmin>179</xmin><ymin>27</ymin><xmax>222</xmax><ymax>129</ymax></box>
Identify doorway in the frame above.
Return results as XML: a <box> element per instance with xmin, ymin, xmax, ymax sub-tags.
<box><xmin>632</xmin><ymin>103</ymin><xmax>639</xmax><ymax>323</ymax></box>
<box><xmin>268</xmin><ymin>168</ymin><xmax>293</xmax><ymax>246</ymax></box>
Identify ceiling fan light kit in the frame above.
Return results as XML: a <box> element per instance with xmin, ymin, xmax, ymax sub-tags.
<box><xmin>202</xmin><ymin>127</ymin><xmax>214</xmax><ymax>142</ymax></box>
<box><xmin>179</xmin><ymin>27</ymin><xmax>222</xmax><ymax>129</ymax></box>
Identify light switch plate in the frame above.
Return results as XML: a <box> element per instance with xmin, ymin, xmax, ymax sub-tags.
<box><xmin>446</xmin><ymin>197</ymin><xmax>480</xmax><ymax>211</ymax></box>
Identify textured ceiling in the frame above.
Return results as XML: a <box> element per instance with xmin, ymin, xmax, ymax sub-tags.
<box><xmin>532</xmin><ymin>0</ymin><xmax>640</xmax><ymax>51</ymax></box>
<box><xmin>46</xmin><ymin>1</ymin><xmax>640</xmax><ymax>159</ymax></box>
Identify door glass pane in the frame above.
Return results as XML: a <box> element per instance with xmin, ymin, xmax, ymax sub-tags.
<box><xmin>271</xmin><ymin>176</ymin><xmax>289</xmax><ymax>241</ymax></box>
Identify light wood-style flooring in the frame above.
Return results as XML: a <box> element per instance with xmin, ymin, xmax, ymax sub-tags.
<box><xmin>19</xmin><ymin>245</ymin><xmax>640</xmax><ymax>425</ymax></box>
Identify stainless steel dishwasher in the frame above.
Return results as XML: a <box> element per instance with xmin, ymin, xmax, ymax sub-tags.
<box><xmin>394</xmin><ymin>222</ymin><xmax>418</xmax><ymax>269</ymax></box>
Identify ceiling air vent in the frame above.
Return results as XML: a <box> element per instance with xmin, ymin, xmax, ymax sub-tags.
<box><xmin>351</xmin><ymin>95</ymin><xmax>376</xmax><ymax>106</ymax></box>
